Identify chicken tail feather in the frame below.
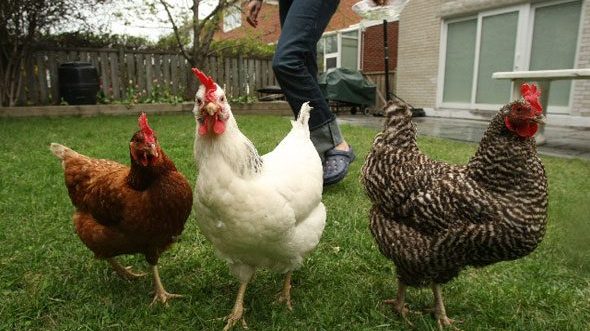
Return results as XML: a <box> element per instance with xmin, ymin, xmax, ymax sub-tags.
<box><xmin>295</xmin><ymin>102</ymin><xmax>312</xmax><ymax>128</ymax></box>
<box><xmin>50</xmin><ymin>143</ymin><xmax>76</xmax><ymax>161</ymax></box>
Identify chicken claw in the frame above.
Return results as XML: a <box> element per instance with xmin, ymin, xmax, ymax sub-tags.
<box><xmin>150</xmin><ymin>290</ymin><xmax>183</xmax><ymax>307</ymax></box>
<box><xmin>275</xmin><ymin>272</ymin><xmax>293</xmax><ymax>311</ymax></box>
<box><xmin>223</xmin><ymin>307</ymin><xmax>248</xmax><ymax>331</ymax></box>
<box><xmin>107</xmin><ymin>258</ymin><xmax>146</xmax><ymax>280</ymax></box>
<box><xmin>436</xmin><ymin>315</ymin><xmax>462</xmax><ymax>331</ymax></box>
<box><xmin>224</xmin><ymin>282</ymin><xmax>249</xmax><ymax>330</ymax></box>
<box><xmin>149</xmin><ymin>264</ymin><xmax>182</xmax><ymax>306</ymax></box>
<box><xmin>384</xmin><ymin>280</ymin><xmax>415</xmax><ymax>326</ymax></box>
<box><xmin>432</xmin><ymin>283</ymin><xmax>462</xmax><ymax>330</ymax></box>
<box><xmin>384</xmin><ymin>299</ymin><xmax>414</xmax><ymax>327</ymax></box>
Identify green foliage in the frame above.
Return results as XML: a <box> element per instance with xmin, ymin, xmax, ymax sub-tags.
<box><xmin>155</xmin><ymin>16</ymin><xmax>192</xmax><ymax>52</ymax></box>
<box><xmin>0</xmin><ymin>115</ymin><xmax>588</xmax><ymax>330</ymax></box>
<box><xmin>209</xmin><ymin>37</ymin><xmax>276</xmax><ymax>58</ymax></box>
<box><xmin>228</xmin><ymin>95</ymin><xmax>257</xmax><ymax>104</ymax></box>
<box><xmin>128</xmin><ymin>79</ymin><xmax>184</xmax><ymax>105</ymax></box>
<box><xmin>37</xmin><ymin>31</ymin><xmax>155</xmax><ymax>50</ymax></box>
<box><xmin>95</xmin><ymin>79</ymin><xmax>185</xmax><ymax>106</ymax></box>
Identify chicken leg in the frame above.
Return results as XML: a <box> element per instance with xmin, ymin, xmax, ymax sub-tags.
<box><xmin>150</xmin><ymin>264</ymin><xmax>182</xmax><ymax>306</ymax></box>
<box><xmin>384</xmin><ymin>280</ymin><xmax>413</xmax><ymax>326</ymax></box>
<box><xmin>276</xmin><ymin>271</ymin><xmax>293</xmax><ymax>311</ymax></box>
<box><xmin>224</xmin><ymin>282</ymin><xmax>249</xmax><ymax>331</ymax></box>
<box><xmin>107</xmin><ymin>258</ymin><xmax>146</xmax><ymax>280</ymax></box>
<box><xmin>432</xmin><ymin>283</ymin><xmax>460</xmax><ymax>330</ymax></box>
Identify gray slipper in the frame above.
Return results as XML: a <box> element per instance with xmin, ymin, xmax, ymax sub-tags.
<box><xmin>323</xmin><ymin>146</ymin><xmax>355</xmax><ymax>186</ymax></box>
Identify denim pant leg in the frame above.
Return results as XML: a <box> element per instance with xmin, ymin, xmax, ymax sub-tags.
<box><xmin>273</xmin><ymin>0</ymin><xmax>343</xmax><ymax>160</ymax></box>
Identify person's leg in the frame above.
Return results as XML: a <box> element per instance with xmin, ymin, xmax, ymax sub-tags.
<box><xmin>273</xmin><ymin>0</ymin><xmax>349</xmax><ymax>156</ymax></box>
<box><xmin>274</xmin><ymin>0</ymin><xmax>354</xmax><ymax>185</ymax></box>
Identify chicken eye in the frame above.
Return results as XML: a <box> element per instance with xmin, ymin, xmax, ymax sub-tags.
<box><xmin>220</xmin><ymin>96</ymin><xmax>225</xmax><ymax>102</ymax></box>
<box><xmin>196</xmin><ymin>98</ymin><xmax>202</xmax><ymax>105</ymax></box>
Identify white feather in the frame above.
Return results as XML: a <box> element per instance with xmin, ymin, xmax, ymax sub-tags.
<box><xmin>193</xmin><ymin>100</ymin><xmax>326</xmax><ymax>282</ymax></box>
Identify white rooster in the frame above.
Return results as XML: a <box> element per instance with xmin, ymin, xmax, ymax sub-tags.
<box><xmin>190</xmin><ymin>68</ymin><xmax>326</xmax><ymax>330</ymax></box>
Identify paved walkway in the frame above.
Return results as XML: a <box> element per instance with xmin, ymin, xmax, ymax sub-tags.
<box><xmin>338</xmin><ymin>115</ymin><xmax>590</xmax><ymax>160</ymax></box>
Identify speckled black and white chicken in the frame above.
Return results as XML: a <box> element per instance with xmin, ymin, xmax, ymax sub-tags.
<box><xmin>361</xmin><ymin>84</ymin><xmax>548</xmax><ymax>329</ymax></box>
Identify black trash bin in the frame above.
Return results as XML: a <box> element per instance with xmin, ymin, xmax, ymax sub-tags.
<box><xmin>58</xmin><ymin>62</ymin><xmax>100</xmax><ymax>105</ymax></box>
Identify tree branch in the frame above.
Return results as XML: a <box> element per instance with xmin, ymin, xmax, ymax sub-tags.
<box><xmin>159</xmin><ymin>0</ymin><xmax>194</xmax><ymax>66</ymax></box>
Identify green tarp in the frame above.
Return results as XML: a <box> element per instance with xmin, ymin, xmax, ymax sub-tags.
<box><xmin>318</xmin><ymin>68</ymin><xmax>376</xmax><ymax>106</ymax></box>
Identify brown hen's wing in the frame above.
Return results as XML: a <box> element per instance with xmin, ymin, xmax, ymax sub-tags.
<box><xmin>62</xmin><ymin>152</ymin><xmax>129</xmax><ymax>226</ymax></box>
<box><xmin>73</xmin><ymin>211</ymin><xmax>130</xmax><ymax>258</ymax></box>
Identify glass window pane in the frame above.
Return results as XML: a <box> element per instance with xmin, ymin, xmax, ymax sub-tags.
<box><xmin>443</xmin><ymin>19</ymin><xmax>477</xmax><ymax>103</ymax></box>
<box><xmin>326</xmin><ymin>57</ymin><xmax>337</xmax><ymax>70</ymax></box>
<box><xmin>325</xmin><ymin>35</ymin><xmax>338</xmax><ymax>53</ymax></box>
<box><xmin>317</xmin><ymin>38</ymin><xmax>325</xmax><ymax>72</ymax></box>
<box><xmin>475</xmin><ymin>11</ymin><xmax>518</xmax><ymax>104</ymax></box>
<box><xmin>530</xmin><ymin>1</ymin><xmax>581</xmax><ymax>107</ymax></box>
<box><xmin>223</xmin><ymin>6</ymin><xmax>242</xmax><ymax>32</ymax></box>
<box><xmin>342</xmin><ymin>30</ymin><xmax>358</xmax><ymax>39</ymax></box>
<box><xmin>341</xmin><ymin>35</ymin><xmax>358</xmax><ymax>70</ymax></box>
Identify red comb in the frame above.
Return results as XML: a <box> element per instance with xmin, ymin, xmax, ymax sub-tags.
<box><xmin>138</xmin><ymin>112</ymin><xmax>155</xmax><ymax>144</ymax></box>
<box><xmin>192</xmin><ymin>68</ymin><xmax>217</xmax><ymax>103</ymax></box>
<box><xmin>520</xmin><ymin>83</ymin><xmax>542</xmax><ymax>115</ymax></box>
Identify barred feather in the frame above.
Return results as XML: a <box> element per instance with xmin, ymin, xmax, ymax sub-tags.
<box><xmin>361</xmin><ymin>100</ymin><xmax>548</xmax><ymax>287</ymax></box>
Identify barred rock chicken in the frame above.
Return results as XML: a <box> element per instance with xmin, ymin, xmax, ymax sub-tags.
<box><xmin>50</xmin><ymin>113</ymin><xmax>192</xmax><ymax>305</ymax></box>
<box><xmin>361</xmin><ymin>84</ymin><xmax>548</xmax><ymax>329</ymax></box>
<box><xmin>190</xmin><ymin>69</ymin><xmax>326</xmax><ymax>330</ymax></box>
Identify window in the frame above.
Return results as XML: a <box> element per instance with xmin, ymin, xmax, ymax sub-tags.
<box><xmin>529</xmin><ymin>1</ymin><xmax>582</xmax><ymax>107</ymax></box>
<box><xmin>440</xmin><ymin>0</ymin><xmax>582</xmax><ymax>113</ymax></box>
<box><xmin>317</xmin><ymin>29</ymin><xmax>360</xmax><ymax>72</ymax></box>
<box><xmin>223</xmin><ymin>5</ymin><xmax>242</xmax><ymax>32</ymax></box>
<box><xmin>442</xmin><ymin>19</ymin><xmax>476</xmax><ymax>103</ymax></box>
<box><xmin>341</xmin><ymin>30</ymin><xmax>359</xmax><ymax>70</ymax></box>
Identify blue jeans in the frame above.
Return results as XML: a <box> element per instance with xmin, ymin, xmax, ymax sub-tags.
<box><xmin>273</xmin><ymin>0</ymin><xmax>343</xmax><ymax>158</ymax></box>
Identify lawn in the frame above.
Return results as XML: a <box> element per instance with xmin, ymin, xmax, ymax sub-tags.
<box><xmin>0</xmin><ymin>113</ymin><xmax>589</xmax><ymax>331</ymax></box>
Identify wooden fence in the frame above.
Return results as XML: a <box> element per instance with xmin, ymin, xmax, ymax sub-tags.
<box><xmin>18</xmin><ymin>47</ymin><xmax>277</xmax><ymax>106</ymax></box>
<box><xmin>364</xmin><ymin>71</ymin><xmax>396</xmax><ymax>109</ymax></box>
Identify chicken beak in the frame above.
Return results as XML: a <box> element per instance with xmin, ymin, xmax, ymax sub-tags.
<box><xmin>148</xmin><ymin>143</ymin><xmax>158</xmax><ymax>158</ymax></box>
<box><xmin>204</xmin><ymin>102</ymin><xmax>219</xmax><ymax>116</ymax></box>
<box><xmin>533</xmin><ymin>114</ymin><xmax>546</xmax><ymax>124</ymax></box>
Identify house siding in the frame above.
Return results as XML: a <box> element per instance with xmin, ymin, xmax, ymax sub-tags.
<box><xmin>398</xmin><ymin>0</ymin><xmax>590</xmax><ymax>122</ymax></box>
<box><xmin>396</xmin><ymin>0</ymin><xmax>441</xmax><ymax>108</ymax></box>
<box><xmin>573</xmin><ymin>0</ymin><xmax>590</xmax><ymax>116</ymax></box>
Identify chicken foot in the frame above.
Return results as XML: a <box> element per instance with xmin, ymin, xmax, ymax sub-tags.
<box><xmin>149</xmin><ymin>264</ymin><xmax>182</xmax><ymax>306</ymax></box>
<box><xmin>276</xmin><ymin>271</ymin><xmax>293</xmax><ymax>311</ymax></box>
<box><xmin>107</xmin><ymin>258</ymin><xmax>146</xmax><ymax>280</ymax></box>
<box><xmin>224</xmin><ymin>282</ymin><xmax>249</xmax><ymax>331</ymax></box>
<box><xmin>383</xmin><ymin>280</ymin><xmax>414</xmax><ymax>327</ymax></box>
<box><xmin>432</xmin><ymin>283</ymin><xmax>461</xmax><ymax>331</ymax></box>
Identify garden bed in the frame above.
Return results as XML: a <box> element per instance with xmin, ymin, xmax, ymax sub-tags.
<box><xmin>0</xmin><ymin>101</ymin><xmax>292</xmax><ymax>118</ymax></box>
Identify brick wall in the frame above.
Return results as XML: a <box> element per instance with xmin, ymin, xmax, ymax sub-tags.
<box><xmin>362</xmin><ymin>21</ymin><xmax>399</xmax><ymax>73</ymax></box>
<box><xmin>572</xmin><ymin>0</ymin><xmax>590</xmax><ymax>116</ymax></box>
<box><xmin>215</xmin><ymin>0</ymin><xmax>362</xmax><ymax>44</ymax></box>
<box><xmin>214</xmin><ymin>3</ymin><xmax>281</xmax><ymax>44</ymax></box>
<box><xmin>396</xmin><ymin>0</ymin><xmax>442</xmax><ymax>108</ymax></box>
<box><xmin>326</xmin><ymin>0</ymin><xmax>363</xmax><ymax>32</ymax></box>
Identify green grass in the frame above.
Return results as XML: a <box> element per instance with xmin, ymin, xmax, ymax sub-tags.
<box><xmin>0</xmin><ymin>113</ymin><xmax>589</xmax><ymax>331</ymax></box>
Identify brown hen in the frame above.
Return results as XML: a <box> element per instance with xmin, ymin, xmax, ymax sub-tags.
<box><xmin>50</xmin><ymin>113</ymin><xmax>192</xmax><ymax>305</ymax></box>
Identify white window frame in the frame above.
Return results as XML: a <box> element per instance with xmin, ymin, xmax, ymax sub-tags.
<box><xmin>223</xmin><ymin>5</ymin><xmax>242</xmax><ymax>32</ymax></box>
<box><xmin>318</xmin><ymin>27</ymin><xmax>361</xmax><ymax>72</ymax></box>
<box><xmin>437</xmin><ymin>0</ymin><xmax>583</xmax><ymax>114</ymax></box>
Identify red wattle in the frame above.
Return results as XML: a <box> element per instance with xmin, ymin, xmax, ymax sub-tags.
<box><xmin>517</xmin><ymin>122</ymin><xmax>538</xmax><ymax>138</ymax></box>
<box><xmin>213</xmin><ymin>116</ymin><xmax>226</xmax><ymax>135</ymax></box>
<box><xmin>505</xmin><ymin>117</ymin><xmax>538</xmax><ymax>138</ymax></box>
